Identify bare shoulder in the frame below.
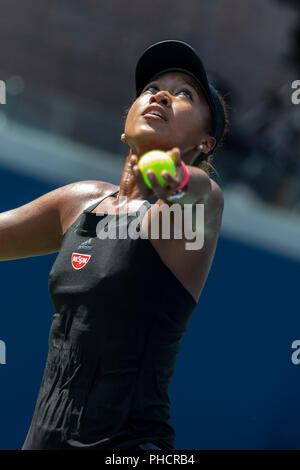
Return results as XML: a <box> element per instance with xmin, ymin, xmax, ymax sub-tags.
<box><xmin>58</xmin><ymin>180</ymin><xmax>118</xmax><ymax>233</ymax></box>
<box><xmin>58</xmin><ymin>179</ymin><xmax>117</xmax><ymax>207</ymax></box>
<box><xmin>207</xmin><ymin>178</ymin><xmax>224</xmax><ymax>211</ymax></box>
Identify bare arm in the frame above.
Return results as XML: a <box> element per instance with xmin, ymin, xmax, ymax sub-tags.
<box><xmin>0</xmin><ymin>180</ymin><xmax>104</xmax><ymax>261</ymax></box>
<box><xmin>0</xmin><ymin>187</ymin><xmax>65</xmax><ymax>261</ymax></box>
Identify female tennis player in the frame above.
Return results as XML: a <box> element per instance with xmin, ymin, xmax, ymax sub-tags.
<box><xmin>2</xmin><ymin>40</ymin><xmax>228</xmax><ymax>450</ymax></box>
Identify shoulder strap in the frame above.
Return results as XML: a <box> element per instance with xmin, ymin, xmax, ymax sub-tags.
<box><xmin>84</xmin><ymin>189</ymin><xmax>120</xmax><ymax>213</ymax></box>
<box><xmin>84</xmin><ymin>190</ymin><xmax>157</xmax><ymax>215</ymax></box>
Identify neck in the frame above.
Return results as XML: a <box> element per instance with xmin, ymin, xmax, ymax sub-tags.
<box><xmin>116</xmin><ymin>150</ymin><xmax>143</xmax><ymax>205</ymax></box>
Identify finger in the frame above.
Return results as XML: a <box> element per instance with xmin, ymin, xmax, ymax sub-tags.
<box><xmin>161</xmin><ymin>170</ymin><xmax>181</xmax><ymax>189</ymax></box>
<box><xmin>168</xmin><ymin>147</ymin><xmax>181</xmax><ymax>166</ymax></box>
<box><xmin>130</xmin><ymin>154</ymin><xmax>139</xmax><ymax>166</ymax></box>
<box><xmin>133</xmin><ymin>165</ymin><xmax>153</xmax><ymax>198</ymax></box>
<box><xmin>146</xmin><ymin>170</ymin><xmax>167</xmax><ymax>199</ymax></box>
<box><xmin>147</xmin><ymin>170</ymin><xmax>180</xmax><ymax>201</ymax></box>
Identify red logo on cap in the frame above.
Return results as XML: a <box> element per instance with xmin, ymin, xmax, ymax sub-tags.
<box><xmin>71</xmin><ymin>252</ymin><xmax>91</xmax><ymax>270</ymax></box>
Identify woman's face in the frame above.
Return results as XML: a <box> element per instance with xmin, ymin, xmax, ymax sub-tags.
<box><xmin>124</xmin><ymin>71</ymin><xmax>214</xmax><ymax>157</ymax></box>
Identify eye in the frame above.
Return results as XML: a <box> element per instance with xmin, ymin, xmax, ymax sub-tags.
<box><xmin>144</xmin><ymin>85</ymin><xmax>159</xmax><ymax>93</ymax></box>
<box><xmin>178</xmin><ymin>89</ymin><xmax>193</xmax><ymax>99</ymax></box>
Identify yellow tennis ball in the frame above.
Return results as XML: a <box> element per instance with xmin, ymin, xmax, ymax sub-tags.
<box><xmin>138</xmin><ymin>150</ymin><xmax>176</xmax><ymax>189</ymax></box>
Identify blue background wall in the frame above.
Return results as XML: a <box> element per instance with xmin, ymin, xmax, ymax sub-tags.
<box><xmin>0</xmin><ymin>167</ymin><xmax>299</xmax><ymax>450</ymax></box>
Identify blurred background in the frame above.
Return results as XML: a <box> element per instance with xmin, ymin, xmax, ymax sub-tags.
<box><xmin>0</xmin><ymin>0</ymin><xmax>300</xmax><ymax>450</ymax></box>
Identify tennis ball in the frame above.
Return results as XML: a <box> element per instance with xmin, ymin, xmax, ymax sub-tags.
<box><xmin>138</xmin><ymin>150</ymin><xmax>176</xmax><ymax>189</ymax></box>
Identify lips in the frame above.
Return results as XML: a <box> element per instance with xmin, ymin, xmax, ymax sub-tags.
<box><xmin>142</xmin><ymin>105</ymin><xmax>167</xmax><ymax>121</ymax></box>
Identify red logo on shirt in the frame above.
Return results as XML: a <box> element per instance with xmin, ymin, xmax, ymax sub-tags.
<box><xmin>71</xmin><ymin>252</ymin><xmax>91</xmax><ymax>270</ymax></box>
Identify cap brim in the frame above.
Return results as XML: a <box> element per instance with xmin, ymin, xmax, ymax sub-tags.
<box><xmin>135</xmin><ymin>40</ymin><xmax>215</xmax><ymax>110</ymax></box>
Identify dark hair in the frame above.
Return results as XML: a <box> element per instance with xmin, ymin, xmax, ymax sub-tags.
<box><xmin>193</xmin><ymin>90</ymin><xmax>230</xmax><ymax>180</ymax></box>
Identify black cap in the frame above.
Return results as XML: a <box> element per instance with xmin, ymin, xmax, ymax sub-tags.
<box><xmin>135</xmin><ymin>40</ymin><xmax>225</xmax><ymax>154</ymax></box>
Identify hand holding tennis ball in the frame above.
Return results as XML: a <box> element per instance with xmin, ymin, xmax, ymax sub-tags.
<box><xmin>137</xmin><ymin>150</ymin><xmax>176</xmax><ymax>189</ymax></box>
<box><xmin>130</xmin><ymin>147</ymin><xmax>183</xmax><ymax>200</ymax></box>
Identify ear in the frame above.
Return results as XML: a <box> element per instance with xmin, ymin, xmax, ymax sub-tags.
<box><xmin>195</xmin><ymin>134</ymin><xmax>216</xmax><ymax>154</ymax></box>
<box><xmin>201</xmin><ymin>136</ymin><xmax>216</xmax><ymax>154</ymax></box>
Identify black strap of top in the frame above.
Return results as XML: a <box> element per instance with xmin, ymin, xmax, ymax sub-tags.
<box><xmin>84</xmin><ymin>189</ymin><xmax>156</xmax><ymax>215</ymax></box>
<box><xmin>85</xmin><ymin>189</ymin><xmax>120</xmax><ymax>213</ymax></box>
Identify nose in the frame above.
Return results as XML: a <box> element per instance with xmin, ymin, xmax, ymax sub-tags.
<box><xmin>149</xmin><ymin>90</ymin><xmax>171</xmax><ymax>107</ymax></box>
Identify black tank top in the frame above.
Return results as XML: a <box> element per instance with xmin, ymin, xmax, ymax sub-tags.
<box><xmin>22</xmin><ymin>189</ymin><xmax>197</xmax><ymax>450</ymax></box>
